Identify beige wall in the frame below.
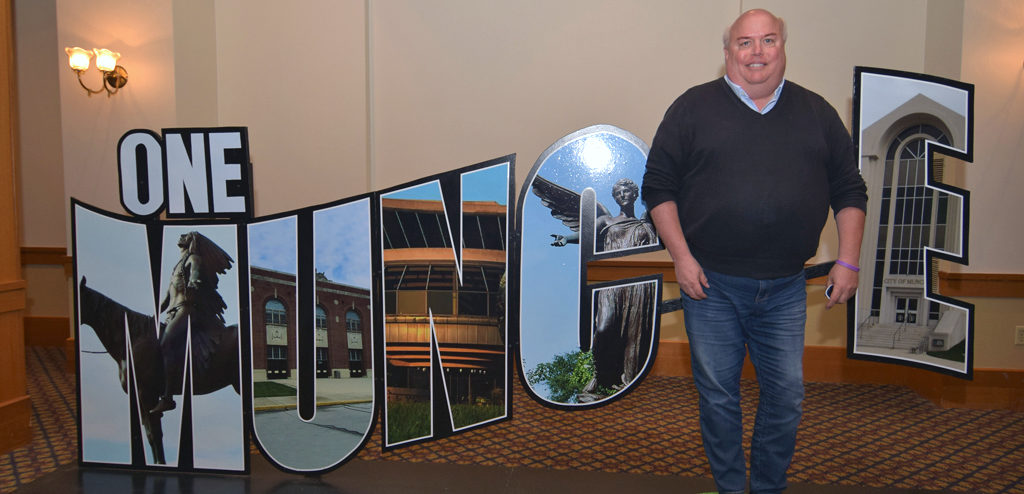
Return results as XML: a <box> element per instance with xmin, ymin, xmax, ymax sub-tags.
<box><xmin>967</xmin><ymin>297</ymin><xmax>1024</xmax><ymax>370</ymax></box>
<box><xmin>370</xmin><ymin>1</ymin><xmax>732</xmax><ymax>189</ymax></box>
<box><xmin>960</xmin><ymin>0</ymin><xmax>1024</xmax><ymax>274</ymax></box>
<box><xmin>12</xmin><ymin>1</ymin><xmax>1024</xmax><ymax>366</ymax></box>
<box><xmin>213</xmin><ymin>0</ymin><xmax>370</xmax><ymax>214</ymax></box>
<box><xmin>13</xmin><ymin>0</ymin><xmax>66</xmax><ymax>316</ymax></box>
<box><xmin>172</xmin><ymin>0</ymin><xmax>217</xmax><ymax>126</ymax></box>
<box><xmin>957</xmin><ymin>0</ymin><xmax>1024</xmax><ymax>369</ymax></box>
<box><xmin>13</xmin><ymin>0</ymin><xmax>63</xmax><ymax>248</ymax></box>
<box><xmin>56</xmin><ymin>0</ymin><xmax>177</xmax><ymax>218</ymax></box>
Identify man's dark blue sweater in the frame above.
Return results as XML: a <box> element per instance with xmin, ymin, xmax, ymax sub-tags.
<box><xmin>641</xmin><ymin>78</ymin><xmax>868</xmax><ymax>279</ymax></box>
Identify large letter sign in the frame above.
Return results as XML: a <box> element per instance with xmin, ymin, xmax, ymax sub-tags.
<box><xmin>379</xmin><ymin>162</ymin><xmax>512</xmax><ymax>449</ymax></box>
<box><xmin>851</xmin><ymin>67</ymin><xmax>975</xmax><ymax>378</ymax></box>
<box><xmin>117</xmin><ymin>128</ymin><xmax>252</xmax><ymax>219</ymax></box>
<box><xmin>516</xmin><ymin>125</ymin><xmax>662</xmax><ymax>408</ymax></box>
<box><xmin>117</xmin><ymin>130</ymin><xmax>165</xmax><ymax>217</ymax></box>
<box><xmin>246</xmin><ymin>197</ymin><xmax>378</xmax><ymax>472</ymax></box>
<box><xmin>74</xmin><ymin>128</ymin><xmax>514</xmax><ymax>474</ymax></box>
<box><xmin>74</xmin><ymin>207</ymin><xmax>246</xmax><ymax>471</ymax></box>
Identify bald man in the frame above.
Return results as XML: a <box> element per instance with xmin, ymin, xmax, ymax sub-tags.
<box><xmin>642</xmin><ymin>9</ymin><xmax>867</xmax><ymax>494</ymax></box>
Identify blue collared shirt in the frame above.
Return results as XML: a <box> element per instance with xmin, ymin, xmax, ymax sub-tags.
<box><xmin>724</xmin><ymin>75</ymin><xmax>785</xmax><ymax>114</ymax></box>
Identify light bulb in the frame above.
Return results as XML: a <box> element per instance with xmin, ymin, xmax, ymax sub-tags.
<box><xmin>65</xmin><ymin>46</ymin><xmax>92</xmax><ymax>71</ymax></box>
<box><xmin>93</xmin><ymin>48</ymin><xmax>121</xmax><ymax>72</ymax></box>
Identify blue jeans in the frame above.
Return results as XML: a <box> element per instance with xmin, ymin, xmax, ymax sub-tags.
<box><xmin>681</xmin><ymin>269</ymin><xmax>807</xmax><ymax>494</ymax></box>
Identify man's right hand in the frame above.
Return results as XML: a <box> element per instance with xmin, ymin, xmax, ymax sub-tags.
<box><xmin>647</xmin><ymin>201</ymin><xmax>710</xmax><ymax>300</ymax></box>
<box><xmin>674</xmin><ymin>254</ymin><xmax>709</xmax><ymax>300</ymax></box>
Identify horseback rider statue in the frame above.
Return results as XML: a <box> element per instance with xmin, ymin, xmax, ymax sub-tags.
<box><xmin>150</xmin><ymin>231</ymin><xmax>233</xmax><ymax>414</ymax></box>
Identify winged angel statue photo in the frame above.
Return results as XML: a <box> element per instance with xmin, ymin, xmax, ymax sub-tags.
<box><xmin>531</xmin><ymin>175</ymin><xmax>657</xmax><ymax>401</ymax></box>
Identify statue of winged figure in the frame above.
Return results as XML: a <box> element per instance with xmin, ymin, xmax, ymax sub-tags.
<box><xmin>531</xmin><ymin>175</ymin><xmax>656</xmax><ymax>252</ymax></box>
<box><xmin>531</xmin><ymin>175</ymin><xmax>657</xmax><ymax>400</ymax></box>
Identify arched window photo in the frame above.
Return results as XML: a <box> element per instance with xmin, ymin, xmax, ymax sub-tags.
<box><xmin>852</xmin><ymin>68</ymin><xmax>974</xmax><ymax>377</ymax></box>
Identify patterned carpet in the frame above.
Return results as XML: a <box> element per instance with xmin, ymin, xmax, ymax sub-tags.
<box><xmin>363</xmin><ymin>374</ymin><xmax>1024</xmax><ymax>493</ymax></box>
<box><xmin>1</xmin><ymin>347</ymin><xmax>76</xmax><ymax>493</ymax></box>
<box><xmin>4</xmin><ymin>346</ymin><xmax>1024</xmax><ymax>493</ymax></box>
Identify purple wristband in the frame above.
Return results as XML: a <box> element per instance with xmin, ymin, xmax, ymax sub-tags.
<box><xmin>836</xmin><ymin>259</ymin><xmax>860</xmax><ymax>272</ymax></box>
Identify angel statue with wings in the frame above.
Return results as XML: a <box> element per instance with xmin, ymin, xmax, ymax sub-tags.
<box><xmin>532</xmin><ymin>176</ymin><xmax>657</xmax><ymax>400</ymax></box>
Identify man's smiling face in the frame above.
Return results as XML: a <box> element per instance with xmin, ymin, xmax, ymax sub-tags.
<box><xmin>724</xmin><ymin>9</ymin><xmax>786</xmax><ymax>99</ymax></box>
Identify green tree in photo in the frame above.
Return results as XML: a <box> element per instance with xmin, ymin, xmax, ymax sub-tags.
<box><xmin>527</xmin><ymin>350</ymin><xmax>609</xmax><ymax>403</ymax></box>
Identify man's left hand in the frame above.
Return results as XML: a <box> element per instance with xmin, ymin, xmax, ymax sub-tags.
<box><xmin>826</xmin><ymin>262</ymin><xmax>858</xmax><ymax>309</ymax></box>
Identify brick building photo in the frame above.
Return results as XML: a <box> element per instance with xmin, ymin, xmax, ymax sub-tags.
<box><xmin>249</xmin><ymin>266</ymin><xmax>372</xmax><ymax>381</ymax></box>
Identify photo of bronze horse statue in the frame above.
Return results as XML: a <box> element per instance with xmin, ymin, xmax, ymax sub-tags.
<box><xmin>77</xmin><ymin>231</ymin><xmax>240</xmax><ymax>464</ymax></box>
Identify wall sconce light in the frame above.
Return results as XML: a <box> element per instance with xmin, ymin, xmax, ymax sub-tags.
<box><xmin>64</xmin><ymin>46</ymin><xmax>128</xmax><ymax>97</ymax></box>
